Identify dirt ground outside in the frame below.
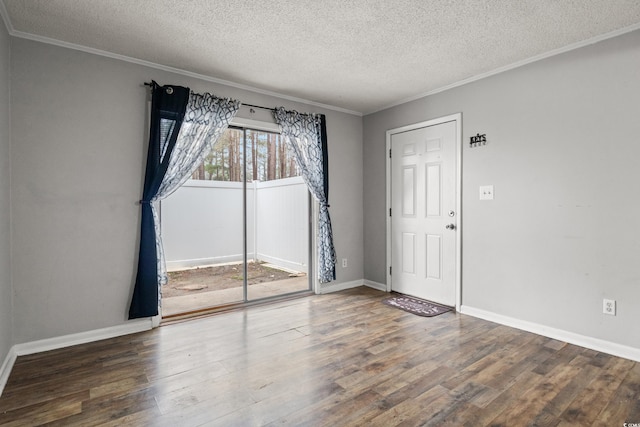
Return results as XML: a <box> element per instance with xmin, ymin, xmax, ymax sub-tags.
<box><xmin>163</xmin><ymin>262</ymin><xmax>305</xmax><ymax>298</ymax></box>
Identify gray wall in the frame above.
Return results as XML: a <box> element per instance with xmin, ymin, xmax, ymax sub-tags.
<box><xmin>0</xmin><ymin>22</ymin><xmax>12</xmax><ymax>364</ymax></box>
<box><xmin>10</xmin><ymin>38</ymin><xmax>363</xmax><ymax>343</ymax></box>
<box><xmin>364</xmin><ymin>29</ymin><xmax>640</xmax><ymax>349</ymax></box>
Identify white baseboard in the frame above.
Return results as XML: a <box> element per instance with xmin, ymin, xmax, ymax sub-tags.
<box><xmin>363</xmin><ymin>279</ymin><xmax>387</xmax><ymax>292</ymax></box>
<box><xmin>318</xmin><ymin>279</ymin><xmax>364</xmax><ymax>294</ymax></box>
<box><xmin>256</xmin><ymin>254</ymin><xmax>308</xmax><ymax>275</ymax></box>
<box><xmin>13</xmin><ymin>319</ymin><xmax>153</xmax><ymax>357</ymax></box>
<box><xmin>0</xmin><ymin>346</ymin><xmax>17</xmax><ymax>398</ymax></box>
<box><xmin>461</xmin><ymin>305</ymin><xmax>640</xmax><ymax>363</ymax></box>
<box><xmin>319</xmin><ymin>279</ymin><xmax>388</xmax><ymax>294</ymax></box>
<box><xmin>0</xmin><ymin>318</ymin><xmax>153</xmax><ymax>397</ymax></box>
<box><xmin>166</xmin><ymin>255</ymin><xmax>243</xmax><ymax>271</ymax></box>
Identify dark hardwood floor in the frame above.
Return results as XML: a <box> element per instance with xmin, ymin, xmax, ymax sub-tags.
<box><xmin>0</xmin><ymin>287</ymin><xmax>638</xmax><ymax>426</ymax></box>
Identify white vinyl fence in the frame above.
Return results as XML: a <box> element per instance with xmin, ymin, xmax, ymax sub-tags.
<box><xmin>160</xmin><ymin>176</ymin><xmax>309</xmax><ymax>273</ymax></box>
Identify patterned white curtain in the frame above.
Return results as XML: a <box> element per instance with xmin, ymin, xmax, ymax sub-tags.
<box><xmin>151</xmin><ymin>92</ymin><xmax>239</xmax><ymax>287</ymax></box>
<box><xmin>274</xmin><ymin>107</ymin><xmax>336</xmax><ymax>283</ymax></box>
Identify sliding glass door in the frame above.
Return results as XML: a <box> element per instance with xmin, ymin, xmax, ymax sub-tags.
<box><xmin>160</xmin><ymin>125</ymin><xmax>311</xmax><ymax>317</ymax></box>
<box><xmin>245</xmin><ymin>129</ymin><xmax>310</xmax><ymax>300</ymax></box>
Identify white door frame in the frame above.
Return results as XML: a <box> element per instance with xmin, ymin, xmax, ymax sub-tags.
<box><xmin>386</xmin><ymin>113</ymin><xmax>462</xmax><ymax>311</ymax></box>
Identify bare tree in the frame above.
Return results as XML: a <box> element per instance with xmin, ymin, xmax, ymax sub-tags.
<box><xmin>251</xmin><ymin>132</ymin><xmax>257</xmax><ymax>181</ymax></box>
<box><xmin>188</xmin><ymin>128</ymin><xmax>302</xmax><ymax>183</ymax></box>
<box><xmin>278</xmin><ymin>139</ymin><xmax>287</xmax><ymax>179</ymax></box>
<box><xmin>289</xmin><ymin>157</ymin><xmax>297</xmax><ymax>177</ymax></box>
<box><xmin>267</xmin><ymin>133</ymin><xmax>276</xmax><ymax>181</ymax></box>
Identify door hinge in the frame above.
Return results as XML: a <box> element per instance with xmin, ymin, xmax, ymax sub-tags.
<box><xmin>389</xmin><ymin>148</ymin><xmax>392</xmax><ymax>158</ymax></box>
<box><xmin>389</xmin><ymin>208</ymin><xmax>392</xmax><ymax>217</ymax></box>
<box><xmin>389</xmin><ymin>266</ymin><xmax>392</xmax><ymax>276</ymax></box>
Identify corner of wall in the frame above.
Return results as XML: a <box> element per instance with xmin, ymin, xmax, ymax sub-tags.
<box><xmin>0</xmin><ymin>7</ymin><xmax>14</xmax><ymax>396</ymax></box>
<box><xmin>363</xmin><ymin>279</ymin><xmax>386</xmax><ymax>292</ymax></box>
<box><xmin>8</xmin><ymin>21</ymin><xmax>13</xmax><ymax>356</ymax></box>
<box><xmin>318</xmin><ymin>279</ymin><xmax>363</xmax><ymax>294</ymax></box>
<box><xmin>0</xmin><ymin>318</ymin><xmax>153</xmax><ymax>397</ymax></box>
<box><xmin>0</xmin><ymin>345</ymin><xmax>16</xmax><ymax>397</ymax></box>
<box><xmin>0</xmin><ymin>2</ymin><xmax>13</xmax><ymax>36</ymax></box>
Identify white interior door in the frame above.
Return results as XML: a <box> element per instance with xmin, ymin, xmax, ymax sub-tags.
<box><xmin>390</xmin><ymin>119</ymin><xmax>458</xmax><ymax>306</ymax></box>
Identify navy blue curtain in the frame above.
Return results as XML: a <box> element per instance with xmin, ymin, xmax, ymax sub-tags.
<box><xmin>318</xmin><ymin>115</ymin><xmax>335</xmax><ymax>280</ymax></box>
<box><xmin>129</xmin><ymin>81</ymin><xmax>190</xmax><ymax>319</ymax></box>
<box><xmin>319</xmin><ymin>115</ymin><xmax>329</xmax><ymax>199</ymax></box>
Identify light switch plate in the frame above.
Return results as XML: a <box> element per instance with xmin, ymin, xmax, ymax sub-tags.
<box><xmin>479</xmin><ymin>185</ymin><xmax>494</xmax><ymax>200</ymax></box>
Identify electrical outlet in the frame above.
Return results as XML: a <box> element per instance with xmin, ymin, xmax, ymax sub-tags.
<box><xmin>603</xmin><ymin>299</ymin><xmax>616</xmax><ymax>316</ymax></box>
<box><xmin>479</xmin><ymin>185</ymin><xmax>494</xmax><ymax>200</ymax></box>
<box><xmin>342</xmin><ymin>258</ymin><xmax>348</xmax><ymax>268</ymax></box>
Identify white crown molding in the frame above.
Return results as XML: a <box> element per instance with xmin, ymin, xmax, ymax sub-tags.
<box><xmin>4</xmin><ymin>0</ymin><xmax>640</xmax><ymax>118</ymax></box>
<box><xmin>461</xmin><ymin>305</ymin><xmax>640</xmax><ymax>363</ymax></box>
<box><xmin>0</xmin><ymin>4</ymin><xmax>361</xmax><ymax>117</ymax></box>
<box><xmin>367</xmin><ymin>22</ymin><xmax>640</xmax><ymax>115</ymax></box>
<box><xmin>11</xmin><ymin>30</ymin><xmax>362</xmax><ymax>117</ymax></box>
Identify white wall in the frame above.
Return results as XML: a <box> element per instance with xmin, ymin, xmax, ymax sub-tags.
<box><xmin>160</xmin><ymin>177</ymin><xmax>309</xmax><ymax>273</ymax></box>
<box><xmin>161</xmin><ymin>181</ymin><xmax>248</xmax><ymax>269</ymax></box>
<box><xmin>363</xmin><ymin>30</ymin><xmax>640</xmax><ymax>350</ymax></box>
<box><xmin>9</xmin><ymin>37</ymin><xmax>363</xmax><ymax>343</ymax></box>
<box><xmin>255</xmin><ymin>177</ymin><xmax>309</xmax><ymax>272</ymax></box>
<box><xmin>0</xmin><ymin>21</ymin><xmax>12</xmax><ymax>369</ymax></box>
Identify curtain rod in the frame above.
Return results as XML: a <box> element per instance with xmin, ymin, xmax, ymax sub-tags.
<box><xmin>144</xmin><ymin>81</ymin><xmax>276</xmax><ymax>112</ymax></box>
<box><xmin>241</xmin><ymin>103</ymin><xmax>276</xmax><ymax>112</ymax></box>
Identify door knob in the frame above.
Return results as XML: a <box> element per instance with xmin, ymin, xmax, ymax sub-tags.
<box><xmin>445</xmin><ymin>224</ymin><xmax>456</xmax><ymax>230</ymax></box>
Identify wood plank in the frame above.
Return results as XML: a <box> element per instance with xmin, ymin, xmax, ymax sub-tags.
<box><xmin>560</xmin><ymin>355</ymin><xmax>635</xmax><ymax>424</ymax></box>
<box><xmin>0</xmin><ymin>391</ymin><xmax>86</xmax><ymax>426</ymax></box>
<box><xmin>0</xmin><ymin>287</ymin><xmax>636</xmax><ymax>426</ymax></box>
<box><xmin>592</xmin><ymin>361</ymin><xmax>640</xmax><ymax>426</ymax></box>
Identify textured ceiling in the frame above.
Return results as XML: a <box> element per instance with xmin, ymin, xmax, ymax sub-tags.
<box><xmin>2</xmin><ymin>0</ymin><xmax>640</xmax><ymax>114</ymax></box>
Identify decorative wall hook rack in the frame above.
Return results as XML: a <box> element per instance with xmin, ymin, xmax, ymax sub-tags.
<box><xmin>470</xmin><ymin>133</ymin><xmax>487</xmax><ymax>148</ymax></box>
